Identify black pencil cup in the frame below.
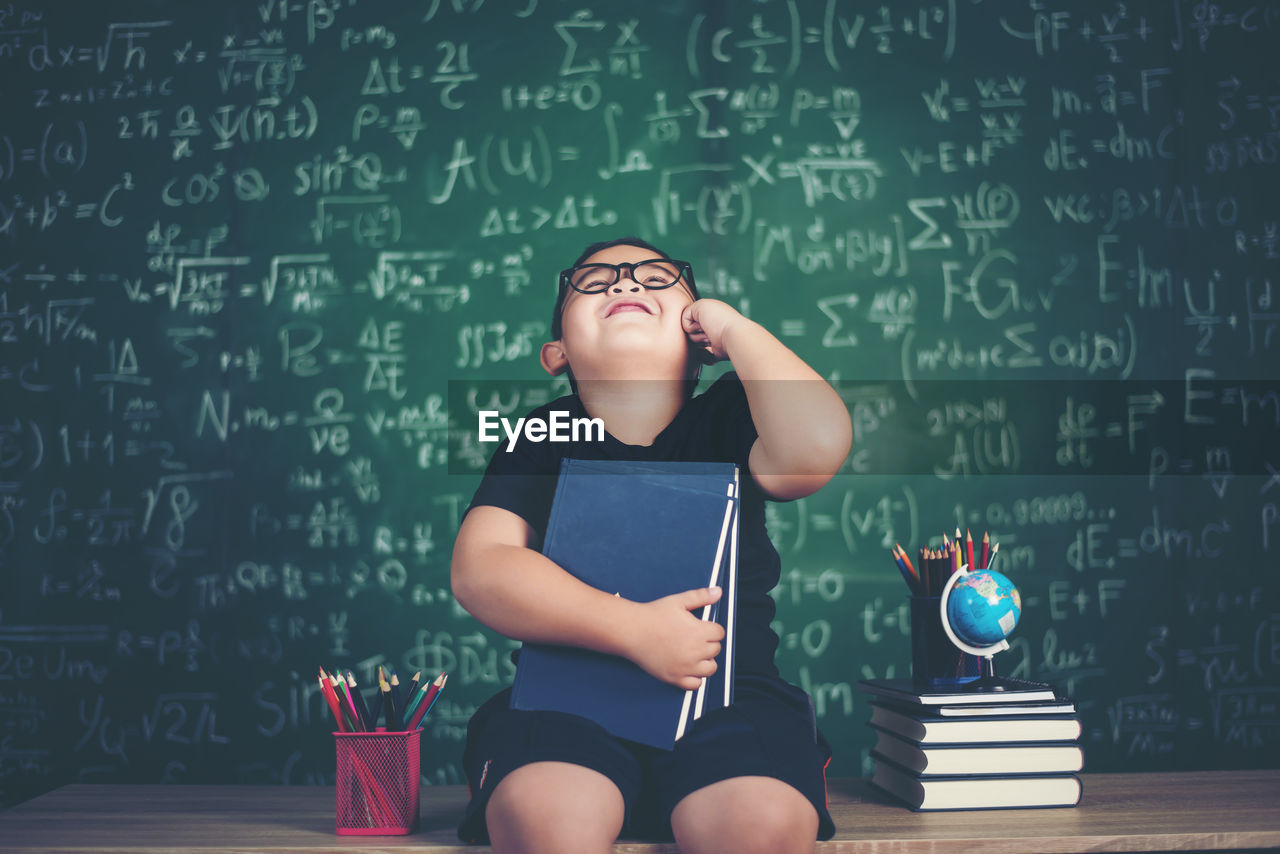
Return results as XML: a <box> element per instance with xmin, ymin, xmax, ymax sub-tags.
<box><xmin>910</xmin><ymin>596</ymin><xmax>982</xmax><ymax>688</ymax></box>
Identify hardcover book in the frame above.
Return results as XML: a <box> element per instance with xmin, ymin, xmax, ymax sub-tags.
<box><xmin>895</xmin><ymin>700</ymin><xmax>1077</xmax><ymax>717</ymax></box>
<box><xmin>869</xmin><ymin>702</ymin><xmax>1083</xmax><ymax>744</ymax></box>
<box><xmin>857</xmin><ymin>677</ymin><xmax>1057</xmax><ymax>706</ymax></box>
<box><xmin>509</xmin><ymin>458</ymin><xmax>739</xmax><ymax>750</ymax></box>
<box><xmin>871</xmin><ymin>727</ymin><xmax>1085</xmax><ymax>776</ymax></box>
<box><xmin>870</xmin><ymin>754</ymin><xmax>1084</xmax><ymax>811</ymax></box>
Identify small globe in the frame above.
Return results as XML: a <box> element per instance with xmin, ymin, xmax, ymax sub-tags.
<box><xmin>945</xmin><ymin>569</ymin><xmax>1022</xmax><ymax>648</ymax></box>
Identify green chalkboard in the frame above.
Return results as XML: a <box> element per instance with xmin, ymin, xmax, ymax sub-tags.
<box><xmin>1</xmin><ymin>0</ymin><xmax>1278</xmax><ymax>810</ymax></box>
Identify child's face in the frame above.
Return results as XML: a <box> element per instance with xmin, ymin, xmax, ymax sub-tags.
<box><xmin>552</xmin><ymin>243</ymin><xmax>697</xmax><ymax>380</ymax></box>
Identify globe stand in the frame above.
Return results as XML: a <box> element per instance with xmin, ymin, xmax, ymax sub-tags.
<box><xmin>938</xmin><ymin>565</ymin><xmax>1011</xmax><ymax>692</ymax></box>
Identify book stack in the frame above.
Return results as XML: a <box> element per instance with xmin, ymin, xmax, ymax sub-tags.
<box><xmin>857</xmin><ymin>678</ymin><xmax>1084</xmax><ymax>811</ymax></box>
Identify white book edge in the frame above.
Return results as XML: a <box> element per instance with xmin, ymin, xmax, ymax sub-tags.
<box><xmin>677</xmin><ymin>475</ymin><xmax>737</xmax><ymax>741</ymax></box>
<box><xmin>723</xmin><ymin>469</ymin><xmax>738</xmax><ymax>709</ymax></box>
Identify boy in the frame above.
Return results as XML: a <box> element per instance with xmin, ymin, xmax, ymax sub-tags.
<box><xmin>452</xmin><ymin>237</ymin><xmax>852</xmax><ymax>853</ymax></box>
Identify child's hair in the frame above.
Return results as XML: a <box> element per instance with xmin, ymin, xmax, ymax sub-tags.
<box><xmin>550</xmin><ymin>236</ymin><xmax>704</xmax><ymax>396</ymax></box>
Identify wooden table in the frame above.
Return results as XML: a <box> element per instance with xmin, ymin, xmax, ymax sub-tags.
<box><xmin>0</xmin><ymin>772</ymin><xmax>1277</xmax><ymax>852</ymax></box>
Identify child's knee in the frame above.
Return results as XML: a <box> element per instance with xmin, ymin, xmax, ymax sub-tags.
<box><xmin>672</xmin><ymin>778</ymin><xmax>818</xmax><ymax>854</ymax></box>
<box><xmin>485</xmin><ymin>762</ymin><xmax>625</xmax><ymax>853</ymax></box>
<box><xmin>717</xmin><ymin>799</ymin><xmax>816</xmax><ymax>854</ymax></box>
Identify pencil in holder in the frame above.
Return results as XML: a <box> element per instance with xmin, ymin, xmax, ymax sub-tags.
<box><xmin>335</xmin><ymin>729</ymin><xmax>420</xmax><ymax>835</ymax></box>
<box><xmin>910</xmin><ymin>596</ymin><xmax>982</xmax><ymax>688</ymax></box>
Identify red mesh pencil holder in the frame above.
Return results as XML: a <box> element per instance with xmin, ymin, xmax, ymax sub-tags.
<box><xmin>334</xmin><ymin>729</ymin><xmax>421</xmax><ymax>835</ymax></box>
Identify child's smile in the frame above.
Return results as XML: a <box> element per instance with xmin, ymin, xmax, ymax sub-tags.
<box><xmin>602</xmin><ymin>297</ymin><xmax>656</xmax><ymax>317</ymax></box>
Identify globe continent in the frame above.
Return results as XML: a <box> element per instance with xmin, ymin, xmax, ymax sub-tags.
<box><xmin>946</xmin><ymin>569</ymin><xmax>1022</xmax><ymax>647</ymax></box>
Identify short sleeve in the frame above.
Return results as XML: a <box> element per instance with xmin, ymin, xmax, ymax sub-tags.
<box><xmin>700</xmin><ymin>372</ymin><xmax>759</xmax><ymax>467</ymax></box>
<box><xmin>464</xmin><ymin>410</ymin><xmax>564</xmax><ymax>546</ymax></box>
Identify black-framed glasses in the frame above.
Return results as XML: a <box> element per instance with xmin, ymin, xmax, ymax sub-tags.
<box><xmin>559</xmin><ymin>260</ymin><xmax>694</xmax><ymax>295</ymax></box>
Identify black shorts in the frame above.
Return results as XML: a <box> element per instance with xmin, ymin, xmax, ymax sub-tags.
<box><xmin>457</xmin><ymin>674</ymin><xmax>835</xmax><ymax>843</ymax></box>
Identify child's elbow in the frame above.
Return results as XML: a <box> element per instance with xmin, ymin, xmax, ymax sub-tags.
<box><xmin>792</xmin><ymin>406</ymin><xmax>851</xmax><ymax>482</ymax></box>
<box><xmin>757</xmin><ymin>413</ymin><xmax>851</xmax><ymax>500</ymax></box>
<box><xmin>811</xmin><ymin>411</ymin><xmax>853</xmax><ymax>475</ymax></box>
<box><xmin>450</xmin><ymin>552</ymin><xmax>478</xmax><ymax>615</ymax></box>
<box><xmin>450</xmin><ymin>506</ymin><xmax>534</xmax><ymax>619</ymax></box>
<box><xmin>450</xmin><ymin>532</ymin><xmax>492</xmax><ymax>618</ymax></box>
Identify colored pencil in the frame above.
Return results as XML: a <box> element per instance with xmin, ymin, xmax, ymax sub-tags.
<box><xmin>890</xmin><ymin>545</ymin><xmax>918</xmax><ymax>594</ymax></box>
<box><xmin>332</xmin><ymin>672</ymin><xmax>364</xmax><ymax>732</ymax></box>
<box><xmin>895</xmin><ymin>544</ymin><xmax>917</xmax><ymax>579</ymax></box>
<box><xmin>413</xmin><ymin>673</ymin><xmax>448</xmax><ymax>729</ymax></box>
<box><xmin>379</xmin><ymin>672</ymin><xmax>402</xmax><ymax>731</ymax></box>
<box><xmin>980</xmin><ymin>531</ymin><xmax>990</xmax><ymax>569</ymax></box>
<box><xmin>894</xmin><ymin>543</ymin><xmax>920</xmax><ymax>593</ymax></box>
<box><xmin>321</xmin><ymin>668</ymin><xmax>359</xmax><ymax>732</ymax></box>
<box><xmin>318</xmin><ymin>673</ymin><xmax>350</xmax><ymax>733</ymax></box>
<box><xmin>407</xmin><ymin>672</ymin><xmax>446</xmax><ymax>730</ymax></box>
<box><xmin>424</xmin><ymin>674</ymin><xmax>447</xmax><ymax>715</ymax></box>
<box><xmin>400</xmin><ymin>678</ymin><xmax>430</xmax><ymax>723</ymax></box>
<box><xmin>371</xmin><ymin>678</ymin><xmax>388</xmax><ymax>730</ymax></box>
<box><xmin>377</xmin><ymin>666</ymin><xmax>389</xmax><ymax>722</ymax></box>
<box><xmin>321</xmin><ymin>674</ymin><xmax>394</xmax><ymax>825</ymax></box>
<box><xmin>965</xmin><ymin>529</ymin><xmax>975</xmax><ymax>571</ymax></box>
<box><xmin>409</xmin><ymin>670</ymin><xmax>446</xmax><ymax>722</ymax></box>
<box><xmin>389</xmin><ymin>670</ymin><xmax>404</xmax><ymax>713</ymax></box>
<box><xmin>405</xmin><ymin>671</ymin><xmax>421</xmax><ymax>705</ymax></box>
<box><xmin>344</xmin><ymin>669</ymin><xmax>374</xmax><ymax>731</ymax></box>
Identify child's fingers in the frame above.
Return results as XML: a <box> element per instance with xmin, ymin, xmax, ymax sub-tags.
<box><xmin>674</xmin><ymin>585</ymin><xmax>722</xmax><ymax>613</ymax></box>
<box><xmin>637</xmin><ymin>589</ymin><xmax>726</xmax><ymax>688</ymax></box>
<box><xmin>681</xmin><ymin>302</ymin><xmax>705</xmax><ymax>332</ymax></box>
<box><xmin>676</xmin><ymin>658</ymin><xmax>718</xmax><ymax>691</ymax></box>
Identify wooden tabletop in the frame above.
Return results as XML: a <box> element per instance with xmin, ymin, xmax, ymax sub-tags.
<box><xmin>1</xmin><ymin>772</ymin><xmax>1277</xmax><ymax>853</ymax></box>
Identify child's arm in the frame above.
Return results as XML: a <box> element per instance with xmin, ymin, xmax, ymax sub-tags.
<box><xmin>452</xmin><ymin>504</ymin><xmax>725</xmax><ymax>691</ymax></box>
<box><xmin>683</xmin><ymin>299</ymin><xmax>852</xmax><ymax>501</ymax></box>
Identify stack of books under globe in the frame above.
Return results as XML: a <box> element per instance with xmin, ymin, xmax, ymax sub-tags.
<box><xmin>856</xmin><ymin>677</ymin><xmax>1084</xmax><ymax>811</ymax></box>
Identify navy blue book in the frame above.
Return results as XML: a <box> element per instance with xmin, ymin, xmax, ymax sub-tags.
<box><xmin>509</xmin><ymin>458</ymin><xmax>739</xmax><ymax>750</ymax></box>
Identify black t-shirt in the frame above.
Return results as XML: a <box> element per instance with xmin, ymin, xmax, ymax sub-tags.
<box><xmin>466</xmin><ymin>372</ymin><xmax>782</xmax><ymax>678</ymax></box>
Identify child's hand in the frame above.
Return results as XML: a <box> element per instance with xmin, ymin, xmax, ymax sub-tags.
<box><xmin>681</xmin><ymin>299</ymin><xmax>746</xmax><ymax>363</ymax></box>
<box><xmin>628</xmin><ymin>587</ymin><xmax>725</xmax><ymax>691</ymax></box>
